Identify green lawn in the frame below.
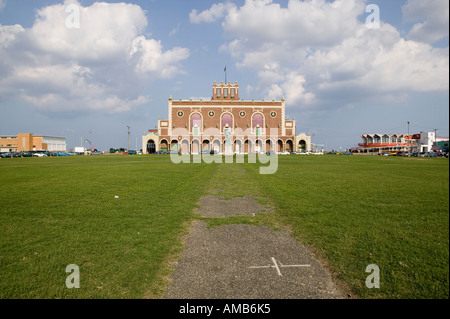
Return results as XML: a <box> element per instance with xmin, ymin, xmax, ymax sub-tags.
<box><xmin>0</xmin><ymin>154</ymin><xmax>448</xmax><ymax>298</ymax></box>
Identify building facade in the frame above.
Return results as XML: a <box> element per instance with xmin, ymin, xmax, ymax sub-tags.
<box><xmin>357</xmin><ymin>132</ymin><xmax>448</xmax><ymax>154</ymax></box>
<box><xmin>142</xmin><ymin>81</ymin><xmax>311</xmax><ymax>154</ymax></box>
<box><xmin>0</xmin><ymin>133</ymin><xmax>66</xmax><ymax>153</ymax></box>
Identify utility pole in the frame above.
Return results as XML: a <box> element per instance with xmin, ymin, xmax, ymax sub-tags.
<box><xmin>127</xmin><ymin>126</ymin><xmax>130</xmax><ymax>151</ymax></box>
<box><xmin>434</xmin><ymin>129</ymin><xmax>437</xmax><ymax>152</ymax></box>
<box><xmin>407</xmin><ymin>121</ymin><xmax>410</xmax><ymax>156</ymax></box>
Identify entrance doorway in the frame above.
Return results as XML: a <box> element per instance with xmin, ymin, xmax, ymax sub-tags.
<box><xmin>147</xmin><ymin>139</ymin><xmax>156</xmax><ymax>154</ymax></box>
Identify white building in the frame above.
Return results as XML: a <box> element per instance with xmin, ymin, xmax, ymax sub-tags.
<box><xmin>419</xmin><ymin>131</ymin><xmax>447</xmax><ymax>152</ymax></box>
<box><xmin>42</xmin><ymin>136</ymin><xmax>67</xmax><ymax>152</ymax></box>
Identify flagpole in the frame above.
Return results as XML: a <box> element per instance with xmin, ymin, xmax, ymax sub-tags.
<box><xmin>224</xmin><ymin>66</ymin><xmax>227</xmax><ymax>84</ymax></box>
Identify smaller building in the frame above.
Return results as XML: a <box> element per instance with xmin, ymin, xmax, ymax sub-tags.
<box><xmin>358</xmin><ymin>133</ymin><xmax>413</xmax><ymax>154</ymax></box>
<box><xmin>357</xmin><ymin>132</ymin><xmax>448</xmax><ymax>154</ymax></box>
<box><xmin>419</xmin><ymin>131</ymin><xmax>448</xmax><ymax>153</ymax></box>
<box><xmin>0</xmin><ymin>133</ymin><xmax>66</xmax><ymax>153</ymax></box>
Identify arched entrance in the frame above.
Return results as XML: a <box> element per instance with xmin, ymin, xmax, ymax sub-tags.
<box><xmin>255</xmin><ymin>139</ymin><xmax>263</xmax><ymax>153</ymax></box>
<box><xmin>244</xmin><ymin>139</ymin><xmax>252</xmax><ymax>154</ymax></box>
<box><xmin>147</xmin><ymin>139</ymin><xmax>156</xmax><ymax>154</ymax></box>
<box><xmin>181</xmin><ymin>139</ymin><xmax>190</xmax><ymax>154</ymax></box>
<box><xmin>192</xmin><ymin>139</ymin><xmax>200</xmax><ymax>154</ymax></box>
<box><xmin>234</xmin><ymin>139</ymin><xmax>242</xmax><ymax>154</ymax></box>
<box><xmin>266</xmin><ymin>139</ymin><xmax>273</xmax><ymax>153</ymax></box>
<box><xmin>202</xmin><ymin>140</ymin><xmax>210</xmax><ymax>152</ymax></box>
<box><xmin>277</xmin><ymin>139</ymin><xmax>283</xmax><ymax>153</ymax></box>
<box><xmin>299</xmin><ymin>140</ymin><xmax>306</xmax><ymax>153</ymax></box>
<box><xmin>286</xmin><ymin>140</ymin><xmax>293</xmax><ymax>153</ymax></box>
<box><xmin>160</xmin><ymin>139</ymin><xmax>168</xmax><ymax>153</ymax></box>
<box><xmin>212</xmin><ymin>139</ymin><xmax>221</xmax><ymax>153</ymax></box>
<box><xmin>171</xmin><ymin>139</ymin><xmax>179</xmax><ymax>152</ymax></box>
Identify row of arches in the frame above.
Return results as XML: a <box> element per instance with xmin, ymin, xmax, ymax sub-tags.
<box><xmin>147</xmin><ymin>138</ymin><xmax>308</xmax><ymax>154</ymax></box>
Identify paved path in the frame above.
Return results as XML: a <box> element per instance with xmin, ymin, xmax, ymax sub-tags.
<box><xmin>164</xmin><ymin>195</ymin><xmax>347</xmax><ymax>299</ymax></box>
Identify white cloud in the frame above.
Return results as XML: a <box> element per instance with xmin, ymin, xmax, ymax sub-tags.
<box><xmin>402</xmin><ymin>0</ymin><xmax>449</xmax><ymax>44</ymax></box>
<box><xmin>0</xmin><ymin>0</ymin><xmax>190</xmax><ymax>113</ymax></box>
<box><xmin>130</xmin><ymin>36</ymin><xmax>190</xmax><ymax>78</ymax></box>
<box><xmin>0</xmin><ymin>0</ymin><xmax>6</xmax><ymax>11</ymax></box>
<box><xmin>189</xmin><ymin>2</ymin><xmax>236</xmax><ymax>24</ymax></box>
<box><xmin>193</xmin><ymin>0</ymin><xmax>449</xmax><ymax>109</ymax></box>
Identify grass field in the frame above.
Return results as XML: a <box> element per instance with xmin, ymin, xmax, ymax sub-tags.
<box><xmin>0</xmin><ymin>154</ymin><xmax>448</xmax><ymax>299</ymax></box>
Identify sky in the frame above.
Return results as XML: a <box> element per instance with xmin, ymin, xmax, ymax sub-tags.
<box><xmin>0</xmin><ymin>0</ymin><xmax>448</xmax><ymax>151</ymax></box>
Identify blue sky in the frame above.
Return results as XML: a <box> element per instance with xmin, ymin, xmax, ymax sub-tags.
<box><xmin>0</xmin><ymin>0</ymin><xmax>448</xmax><ymax>151</ymax></box>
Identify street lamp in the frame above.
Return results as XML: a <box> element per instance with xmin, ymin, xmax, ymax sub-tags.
<box><xmin>407</xmin><ymin>121</ymin><xmax>410</xmax><ymax>156</ymax></box>
<box><xmin>127</xmin><ymin>126</ymin><xmax>130</xmax><ymax>151</ymax></box>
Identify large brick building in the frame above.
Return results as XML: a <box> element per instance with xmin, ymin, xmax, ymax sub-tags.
<box><xmin>0</xmin><ymin>133</ymin><xmax>66</xmax><ymax>153</ymax></box>
<box><xmin>142</xmin><ymin>81</ymin><xmax>311</xmax><ymax>154</ymax></box>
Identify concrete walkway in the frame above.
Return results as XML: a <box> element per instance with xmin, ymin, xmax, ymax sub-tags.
<box><xmin>163</xmin><ymin>195</ymin><xmax>347</xmax><ymax>299</ymax></box>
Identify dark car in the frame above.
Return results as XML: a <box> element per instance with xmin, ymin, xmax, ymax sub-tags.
<box><xmin>20</xmin><ymin>151</ymin><xmax>33</xmax><ymax>157</ymax></box>
<box><xmin>0</xmin><ymin>152</ymin><xmax>12</xmax><ymax>158</ymax></box>
<box><xmin>426</xmin><ymin>152</ymin><xmax>437</xmax><ymax>157</ymax></box>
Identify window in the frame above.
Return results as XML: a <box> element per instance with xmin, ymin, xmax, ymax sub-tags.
<box><xmin>216</xmin><ymin>88</ymin><xmax>221</xmax><ymax>98</ymax></box>
<box><xmin>190</xmin><ymin>113</ymin><xmax>202</xmax><ymax>132</ymax></box>
<box><xmin>221</xmin><ymin>113</ymin><xmax>233</xmax><ymax>132</ymax></box>
<box><xmin>231</xmin><ymin>88</ymin><xmax>235</xmax><ymax>98</ymax></box>
<box><xmin>223</xmin><ymin>88</ymin><xmax>228</xmax><ymax>98</ymax></box>
<box><xmin>252</xmin><ymin>113</ymin><xmax>264</xmax><ymax>133</ymax></box>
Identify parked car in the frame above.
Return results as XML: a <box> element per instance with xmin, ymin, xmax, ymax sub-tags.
<box><xmin>426</xmin><ymin>152</ymin><xmax>437</xmax><ymax>157</ymax></box>
<box><xmin>417</xmin><ymin>152</ymin><xmax>426</xmax><ymax>157</ymax></box>
<box><xmin>341</xmin><ymin>151</ymin><xmax>353</xmax><ymax>155</ymax></box>
<box><xmin>0</xmin><ymin>152</ymin><xmax>12</xmax><ymax>158</ymax></box>
<box><xmin>21</xmin><ymin>151</ymin><xmax>33</xmax><ymax>157</ymax></box>
<box><xmin>32</xmin><ymin>152</ymin><xmax>47</xmax><ymax>157</ymax></box>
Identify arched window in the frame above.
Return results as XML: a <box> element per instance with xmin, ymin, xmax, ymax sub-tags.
<box><xmin>190</xmin><ymin>113</ymin><xmax>202</xmax><ymax>133</ymax></box>
<box><xmin>252</xmin><ymin>113</ymin><xmax>264</xmax><ymax>129</ymax></box>
<box><xmin>221</xmin><ymin>113</ymin><xmax>233</xmax><ymax>132</ymax></box>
